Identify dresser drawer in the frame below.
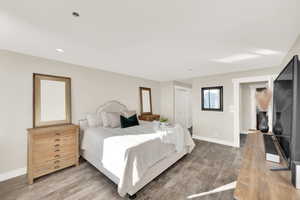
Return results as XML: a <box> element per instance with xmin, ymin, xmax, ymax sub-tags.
<box><xmin>33</xmin><ymin>134</ymin><xmax>76</xmax><ymax>149</ymax></box>
<box><xmin>33</xmin><ymin>156</ymin><xmax>76</xmax><ymax>178</ymax></box>
<box><xmin>33</xmin><ymin>145</ymin><xmax>76</xmax><ymax>164</ymax></box>
<box><xmin>33</xmin><ymin>130</ymin><xmax>75</xmax><ymax>144</ymax></box>
<box><xmin>33</xmin><ymin>143</ymin><xmax>75</xmax><ymax>153</ymax></box>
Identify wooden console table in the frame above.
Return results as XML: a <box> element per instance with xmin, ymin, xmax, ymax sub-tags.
<box><xmin>138</xmin><ymin>114</ymin><xmax>160</xmax><ymax>122</ymax></box>
<box><xmin>234</xmin><ymin>132</ymin><xmax>300</xmax><ymax>200</ymax></box>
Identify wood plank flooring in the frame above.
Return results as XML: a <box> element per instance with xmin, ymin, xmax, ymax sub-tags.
<box><xmin>0</xmin><ymin>138</ymin><xmax>245</xmax><ymax>200</ymax></box>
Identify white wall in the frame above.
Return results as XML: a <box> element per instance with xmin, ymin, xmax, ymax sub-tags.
<box><xmin>160</xmin><ymin>81</ymin><xmax>192</xmax><ymax>123</ymax></box>
<box><xmin>191</xmin><ymin>35</ymin><xmax>300</xmax><ymax>146</ymax></box>
<box><xmin>160</xmin><ymin>81</ymin><xmax>175</xmax><ymax>122</ymax></box>
<box><xmin>191</xmin><ymin>67</ymin><xmax>281</xmax><ymax>146</ymax></box>
<box><xmin>240</xmin><ymin>84</ymin><xmax>252</xmax><ymax>133</ymax></box>
<box><xmin>0</xmin><ymin>50</ymin><xmax>161</xmax><ymax>175</ymax></box>
<box><xmin>281</xmin><ymin>34</ymin><xmax>300</xmax><ymax>66</ymax></box>
<box><xmin>173</xmin><ymin>81</ymin><xmax>192</xmax><ymax>89</ymax></box>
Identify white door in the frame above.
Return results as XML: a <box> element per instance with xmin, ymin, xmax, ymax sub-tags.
<box><xmin>175</xmin><ymin>87</ymin><xmax>192</xmax><ymax>128</ymax></box>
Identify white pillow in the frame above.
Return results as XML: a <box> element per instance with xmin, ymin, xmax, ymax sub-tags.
<box><xmin>121</xmin><ymin>110</ymin><xmax>137</xmax><ymax>118</ymax></box>
<box><xmin>101</xmin><ymin>112</ymin><xmax>121</xmax><ymax>128</ymax></box>
<box><xmin>86</xmin><ymin>113</ymin><xmax>102</xmax><ymax>127</ymax></box>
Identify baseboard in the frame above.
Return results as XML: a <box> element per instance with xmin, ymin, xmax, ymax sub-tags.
<box><xmin>192</xmin><ymin>135</ymin><xmax>235</xmax><ymax>147</ymax></box>
<box><xmin>240</xmin><ymin>130</ymin><xmax>248</xmax><ymax>135</ymax></box>
<box><xmin>0</xmin><ymin>167</ymin><xmax>27</xmax><ymax>182</ymax></box>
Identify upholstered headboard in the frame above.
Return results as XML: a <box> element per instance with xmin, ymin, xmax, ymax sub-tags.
<box><xmin>79</xmin><ymin>100</ymin><xmax>128</xmax><ymax>130</ymax></box>
<box><xmin>96</xmin><ymin>100</ymin><xmax>128</xmax><ymax>114</ymax></box>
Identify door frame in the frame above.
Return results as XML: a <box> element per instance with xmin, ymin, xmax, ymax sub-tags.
<box><xmin>232</xmin><ymin>75</ymin><xmax>277</xmax><ymax>148</ymax></box>
<box><xmin>174</xmin><ymin>85</ymin><xmax>192</xmax><ymax>128</ymax></box>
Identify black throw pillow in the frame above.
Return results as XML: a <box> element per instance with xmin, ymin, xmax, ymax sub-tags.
<box><xmin>120</xmin><ymin>114</ymin><xmax>139</xmax><ymax>128</ymax></box>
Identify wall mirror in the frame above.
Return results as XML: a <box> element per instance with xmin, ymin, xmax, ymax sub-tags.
<box><xmin>33</xmin><ymin>73</ymin><xmax>71</xmax><ymax>128</ymax></box>
<box><xmin>139</xmin><ymin>87</ymin><xmax>152</xmax><ymax>115</ymax></box>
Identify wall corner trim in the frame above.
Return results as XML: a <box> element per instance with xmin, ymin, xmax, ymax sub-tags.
<box><xmin>0</xmin><ymin>167</ymin><xmax>27</xmax><ymax>182</ymax></box>
<box><xmin>192</xmin><ymin>135</ymin><xmax>237</xmax><ymax>147</ymax></box>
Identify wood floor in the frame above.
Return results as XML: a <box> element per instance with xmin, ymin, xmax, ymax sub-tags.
<box><xmin>0</xmin><ymin>138</ymin><xmax>245</xmax><ymax>200</ymax></box>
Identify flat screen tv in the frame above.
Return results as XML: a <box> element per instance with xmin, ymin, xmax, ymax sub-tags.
<box><xmin>273</xmin><ymin>55</ymin><xmax>300</xmax><ymax>168</ymax></box>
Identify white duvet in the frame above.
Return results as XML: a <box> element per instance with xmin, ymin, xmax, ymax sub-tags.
<box><xmin>81</xmin><ymin>122</ymin><xmax>195</xmax><ymax>197</ymax></box>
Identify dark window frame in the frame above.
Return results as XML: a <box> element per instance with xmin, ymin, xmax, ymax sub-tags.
<box><xmin>201</xmin><ymin>86</ymin><xmax>223</xmax><ymax>112</ymax></box>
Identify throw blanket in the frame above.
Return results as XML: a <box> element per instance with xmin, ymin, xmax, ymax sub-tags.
<box><xmin>82</xmin><ymin>123</ymin><xmax>195</xmax><ymax>197</ymax></box>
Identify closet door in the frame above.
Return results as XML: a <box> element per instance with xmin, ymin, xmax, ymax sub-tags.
<box><xmin>175</xmin><ymin>87</ymin><xmax>192</xmax><ymax>128</ymax></box>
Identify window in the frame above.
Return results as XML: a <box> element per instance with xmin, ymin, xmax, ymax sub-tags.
<box><xmin>201</xmin><ymin>86</ymin><xmax>223</xmax><ymax>111</ymax></box>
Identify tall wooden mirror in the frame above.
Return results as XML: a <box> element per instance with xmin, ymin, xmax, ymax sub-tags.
<box><xmin>33</xmin><ymin>73</ymin><xmax>71</xmax><ymax>128</ymax></box>
<box><xmin>139</xmin><ymin>87</ymin><xmax>152</xmax><ymax>115</ymax></box>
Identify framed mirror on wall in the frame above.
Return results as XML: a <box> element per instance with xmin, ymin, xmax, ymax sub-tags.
<box><xmin>33</xmin><ymin>73</ymin><xmax>72</xmax><ymax>128</ymax></box>
<box><xmin>139</xmin><ymin>87</ymin><xmax>152</xmax><ymax>115</ymax></box>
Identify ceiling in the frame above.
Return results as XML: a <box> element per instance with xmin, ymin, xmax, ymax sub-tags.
<box><xmin>1</xmin><ymin>0</ymin><xmax>300</xmax><ymax>81</ymax></box>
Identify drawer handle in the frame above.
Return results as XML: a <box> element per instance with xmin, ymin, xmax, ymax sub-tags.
<box><xmin>54</xmin><ymin>155</ymin><xmax>60</xmax><ymax>158</ymax></box>
<box><xmin>55</xmin><ymin>139</ymin><xmax>60</xmax><ymax>142</ymax></box>
<box><xmin>54</xmin><ymin>149</ymin><xmax>60</xmax><ymax>152</ymax></box>
<box><xmin>54</xmin><ymin>160</ymin><xmax>60</xmax><ymax>164</ymax></box>
<box><xmin>54</xmin><ymin>144</ymin><xmax>60</xmax><ymax>147</ymax></box>
<box><xmin>54</xmin><ymin>166</ymin><xmax>60</xmax><ymax>169</ymax></box>
<box><xmin>56</xmin><ymin>133</ymin><xmax>61</xmax><ymax>136</ymax></box>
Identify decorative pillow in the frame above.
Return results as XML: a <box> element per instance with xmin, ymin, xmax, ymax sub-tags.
<box><xmin>121</xmin><ymin>110</ymin><xmax>137</xmax><ymax>118</ymax></box>
<box><xmin>101</xmin><ymin>112</ymin><xmax>121</xmax><ymax>128</ymax></box>
<box><xmin>101</xmin><ymin>112</ymin><xmax>110</xmax><ymax>127</ymax></box>
<box><xmin>120</xmin><ymin>114</ymin><xmax>139</xmax><ymax>128</ymax></box>
<box><xmin>86</xmin><ymin>113</ymin><xmax>102</xmax><ymax>127</ymax></box>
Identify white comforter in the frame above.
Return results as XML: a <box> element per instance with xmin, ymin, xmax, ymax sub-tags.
<box><xmin>81</xmin><ymin>122</ymin><xmax>195</xmax><ymax>197</ymax></box>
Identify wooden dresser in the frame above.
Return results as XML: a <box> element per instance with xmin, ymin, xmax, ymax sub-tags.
<box><xmin>138</xmin><ymin>114</ymin><xmax>160</xmax><ymax>121</ymax></box>
<box><xmin>27</xmin><ymin>124</ymin><xmax>79</xmax><ymax>184</ymax></box>
<box><xmin>234</xmin><ymin>132</ymin><xmax>300</xmax><ymax>200</ymax></box>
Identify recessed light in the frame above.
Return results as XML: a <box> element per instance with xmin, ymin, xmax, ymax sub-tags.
<box><xmin>213</xmin><ymin>53</ymin><xmax>261</xmax><ymax>63</ymax></box>
<box><xmin>56</xmin><ymin>48</ymin><xmax>64</xmax><ymax>53</ymax></box>
<box><xmin>72</xmin><ymin>12</ymin><xmax>80</xmax><ymax>17</ymax></box>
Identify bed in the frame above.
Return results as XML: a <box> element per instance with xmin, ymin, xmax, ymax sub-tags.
<box><xmin>79</xmin><ymin>101</ymin><xmax>195</xmax><ymax>198</ymax></box>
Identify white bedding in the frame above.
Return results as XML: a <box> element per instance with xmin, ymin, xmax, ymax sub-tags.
<box><xmin>81</xmin><ymin>122</ymin><xmax>195</xmax><ymax>197</ymax></box>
